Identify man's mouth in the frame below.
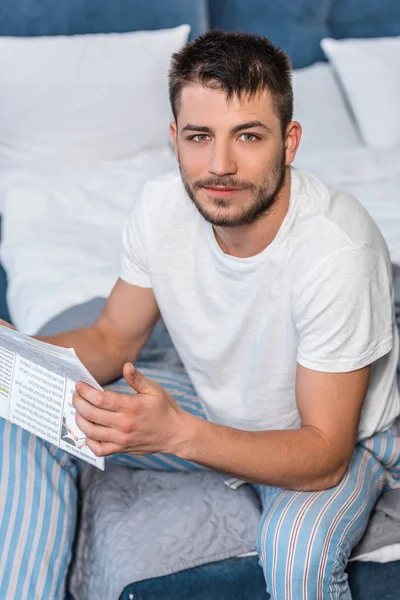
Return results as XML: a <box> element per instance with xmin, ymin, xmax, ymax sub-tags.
<box><xmin>203</xmin><ymin>186</ymin><xmax>242</xmax><ymax>197</ymax></box>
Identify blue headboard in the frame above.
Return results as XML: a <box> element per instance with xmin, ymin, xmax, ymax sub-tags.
<box><xmin>1</xmin><ymin>0</ymin><xmax>399</xmax><ymax>67</ymax></box>
<box><xmin>208</xmin><ymin>0</ymin><xmax>400</xmax><ymax>68</ymax></box>
<box><xmin>0</xmin><ymin>0</ymin><xmax>208</xmax><ymax>39</ymax></box>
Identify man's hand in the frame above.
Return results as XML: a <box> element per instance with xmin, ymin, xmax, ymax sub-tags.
<box><xmin>73</xmin><ymin>361</ymin><xmax>370</xmax><ymax>491</ymax></box>
<box><xmin>73</xmin><ymin>364</ymin><xmax>188</xmax><ymax>457</ymax></box>
<box><xmin>0</xmin><ymin>319</ymin><xmax>15</xmax><ymax>331</ymax></box>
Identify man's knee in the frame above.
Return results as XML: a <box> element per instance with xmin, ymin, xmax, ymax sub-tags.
<box><xmin>256</xmin><ymin>488</ymin><xmax>352</xmax><ymax>599</ymax></box>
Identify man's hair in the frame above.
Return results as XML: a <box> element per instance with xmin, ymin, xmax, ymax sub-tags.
<box><xmin>169</xmin><ymin>30</ymin><xmax>293</xmax><ymax>134</ymax></box>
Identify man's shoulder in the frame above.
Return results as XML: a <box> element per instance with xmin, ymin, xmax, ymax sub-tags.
<box><xmin>290</xmin><ymin>168</ymin><xmax>390</xmax><ymax>268</ymax></box>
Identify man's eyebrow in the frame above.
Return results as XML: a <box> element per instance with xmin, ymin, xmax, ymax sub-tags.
<box><xmin>181</xmin><ymin>121</ymin><xmax>271</xmax><ymax>134</ymax></box>
<box><xmin>231</xmin><ymin>120</ymin><xmax>271</xmax><ymax>134</ymax></box>
<box><xmin>182</xmin><ymin>124</ymin><xmax>213</xmax><ymax>133</ymax></box>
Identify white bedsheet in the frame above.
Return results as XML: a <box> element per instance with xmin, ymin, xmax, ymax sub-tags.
<box><xmin>0</xmin><ymin>148</ymin><xmax>177</xmax><ymax>334</ymax></box>
<box><xmin>354</xmin><ymin>543</ymin><xmax>400</xmax><ymax>563</ymax></box>
<box><xmin>1</xmin><ymin>147</ymin><xmax>400</xmax><ymax>335</ymax></box>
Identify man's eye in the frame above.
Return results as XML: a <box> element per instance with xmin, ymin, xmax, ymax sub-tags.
<box><xmin>189</xmin><ymin>134</ymin><xmax>210</xmax><ymax>142</ymax></box>
<box><xmin>239</xmin><ymin>133</ymin><xmax>258</xmax><ymax>142</ymax></box>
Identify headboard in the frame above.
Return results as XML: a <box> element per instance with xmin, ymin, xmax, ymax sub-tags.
<box><xmin>209</xmin><ymin>0</ymin><xmax>400</xmax><ymax>68</ymax></box>
<box><xmin>0</xmin><ymin>0</ymin><xmax>399</xmax><ymax>68</ymax></box>
<box><xmin>0</xmin><ymin>0</ymin><xmax>208</xmax><ymax>39</ymax></box>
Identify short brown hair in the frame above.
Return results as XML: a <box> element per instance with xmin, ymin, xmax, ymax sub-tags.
<box><xmin>169</xmin><ymin>30</ymin><xmax>293</xmax><ymax>134</ymax></box>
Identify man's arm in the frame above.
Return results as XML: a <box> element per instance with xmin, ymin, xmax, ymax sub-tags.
<box><xmin>174</xmin><ymin>363</ymin><xmax>370</xmax><ymax>491</ymax></box>
<box><xmin>73</xmin><ymin>361</ymin><xmax>370</xmax><ymax>492</ymax></box>
<box><xmin>37</xmin><ymin>278</ymin><xmax>160</xmax><ymax>385</ymax></box>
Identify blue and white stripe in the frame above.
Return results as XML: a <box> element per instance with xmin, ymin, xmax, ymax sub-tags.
<box><xmin>255</xmin><ymin>420</ymin><xmax>400</xmax><ymax>599</ymax></box>
<box><xmin>0</xmin><ymin>369</ymin><xmax>399</xmax><ymax>599</ymax></box>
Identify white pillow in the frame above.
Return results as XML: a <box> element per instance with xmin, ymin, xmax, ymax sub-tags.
<box><xmin>292</xmin><ymin>63</ymin><xmax>362</xmax><ymax>158</ymax></box>
<box><xmin>321</xmin><ymin>37</ymin><xmax>400</xmax><ymax>149</ymax></box>
<box><xmin>0</xmin><ymin>25</ymin><xmax>190</xmax><ymax>169</ymax></box>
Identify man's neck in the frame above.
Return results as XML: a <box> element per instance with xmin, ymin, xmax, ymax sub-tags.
<box><xmin>212</xmin><ymin>167</ymin><xmax>292</xmax><ymax>259</ymax></box>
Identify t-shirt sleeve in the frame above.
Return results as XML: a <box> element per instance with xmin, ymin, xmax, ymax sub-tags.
<box><xmin>120</xmin><ymin>184</ymin><xmax>152</xmax><ymax>288</ymax></box>
<box><xmin>294</xmin><ymin>245</ymin><xmax>394</xmax><ymax>372</ymax></box>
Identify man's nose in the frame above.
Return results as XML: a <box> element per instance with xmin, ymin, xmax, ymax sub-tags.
<box><xmin>208</xmin><ymin>141</ymin><xmax>237</xmax><ymax>177</ymax></box>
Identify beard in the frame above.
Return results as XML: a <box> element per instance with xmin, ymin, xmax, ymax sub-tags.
<box><xmin>180</xmin><ymin>150</ymin><xmax>287</xmax><ymax>228</ymax></box>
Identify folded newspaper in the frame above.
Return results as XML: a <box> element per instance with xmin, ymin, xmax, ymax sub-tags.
<box><xmin>0</xmin><ymin>324</ymin><xmax>105</xmax><ymax>469</ymax></box>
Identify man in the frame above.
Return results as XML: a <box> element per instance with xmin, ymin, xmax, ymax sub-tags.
<box><xmin>1</xmin><ymin>30</ymin><xmax>400</xmax><ymax>599</ymax></box>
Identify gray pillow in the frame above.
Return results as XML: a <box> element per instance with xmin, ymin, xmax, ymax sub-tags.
<box><xmin>69</xmin><ymin>465</ymin><xmax>261</xmax><ymax>600</ymax></box>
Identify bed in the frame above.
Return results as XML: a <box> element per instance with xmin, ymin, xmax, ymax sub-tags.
<box><xmin>0</xmin><ymin>1</ymin><xmax>399</xmax><ymax>599</ymax></box>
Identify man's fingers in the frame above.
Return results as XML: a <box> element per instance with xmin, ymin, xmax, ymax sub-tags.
<box><xmin>73</xmin><ymin>392</ymin><xmax>123</xmax><ymax>429</ymax></box>
<box><xmin>123</xmin><ymin>363</ymin><xmax>159</xmax><ymax>395</ymax></box>
<box><xmin>75</xmin><ymin>412</ymin><xmax>128</xmax><ymax>444</ymax></box>
<box><xmin>75</xmin><ymin>382</ymin><xmax>125</xmax><ymax>411</ymax></box>
<box><xmin>85</xmin><ymin>439</ymin><xmax>120</xmax><ymax>457</ymax></box>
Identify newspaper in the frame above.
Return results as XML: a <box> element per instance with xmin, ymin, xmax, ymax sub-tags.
<box><xmin>0</xmin><ymin>324</ymin><xmax>105</xmax><ymax>470</ymax></box>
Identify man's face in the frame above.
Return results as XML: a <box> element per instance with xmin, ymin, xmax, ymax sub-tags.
<box><xmin>170</xmin><ymin>85</ymin><xmax>291</xmax><ymax>228</ymax></box>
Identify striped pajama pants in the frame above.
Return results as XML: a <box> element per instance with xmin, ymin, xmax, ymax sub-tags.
<box><xmin>1</xmin><ymin>368</ymin><xmax>399</xmax><ymax>600</ymax></box>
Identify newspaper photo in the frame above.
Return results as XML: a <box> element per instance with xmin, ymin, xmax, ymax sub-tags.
<box><xmin>0</xmin><ymin>324</ymin><xmax>105</xmax><ymax>470</ymax></box>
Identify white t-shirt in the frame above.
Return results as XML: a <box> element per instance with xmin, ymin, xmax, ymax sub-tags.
<box><xmin>120</xmin><ymin>167</ymin><xmax>400</xmax><ymax>440</ymax></box>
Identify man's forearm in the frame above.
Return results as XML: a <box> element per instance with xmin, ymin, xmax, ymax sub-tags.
<box><xmin>36</xmin><ymin>324</ymin><xmax>128</xmax><ymax>385</ymax></box>
<box><xmin>175</xmin><ymin>415</ymin><xmax>348</xmax><ymax>492</ymax></box>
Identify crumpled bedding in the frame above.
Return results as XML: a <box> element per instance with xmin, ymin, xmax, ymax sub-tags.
<box><xmin>0</xmin><ymin>150</ymin><xmax>177</xmax><ymax>334</ymax></box>
<box><xmin>351</xmin><ymin>489</ymin><xmax>400</xmax><ymax>561</ymax></box>
<box><xmin>68</xmin><ymin>464</ymin><xmax>262</xmax><ymax>600</ymax></box>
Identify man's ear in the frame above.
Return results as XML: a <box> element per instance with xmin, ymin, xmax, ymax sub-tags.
<box><xmin>169</xmin><ymin>122</ymin><xmax>179</xmax><ymax>161</ymax></box>
<box><xmin>284</xmin><ymin>121</ymin><xmax>302</xmax><ymax>165</ymax></box>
